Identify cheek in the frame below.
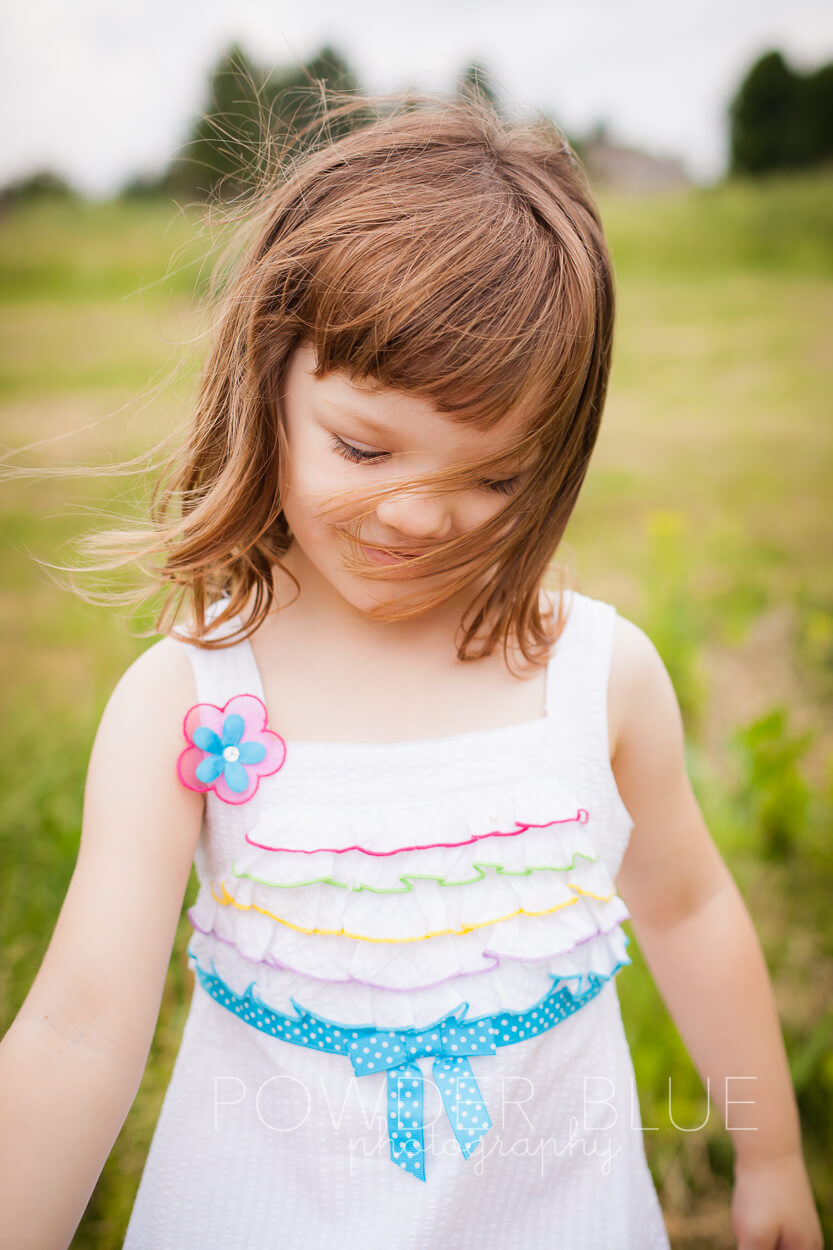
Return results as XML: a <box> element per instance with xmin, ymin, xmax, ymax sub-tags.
<box><xmin>459</xmin><ymin>492</ymin><xmax>512</xmax><ymax>535</ymax></box>
<box><xmin>282</xmin><ymin>450</ymin><xmax>365</xmax><ymax>536</ymax></box>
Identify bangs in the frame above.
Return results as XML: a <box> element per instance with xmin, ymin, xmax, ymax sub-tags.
<box><xmin>270</xmin><ymin>136</ymin><xmax>600</xmax><ymax>433</ymax></box>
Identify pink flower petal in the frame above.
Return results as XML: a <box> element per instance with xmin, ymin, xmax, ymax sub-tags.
<box><xmin>226</xmin><ymin>693</ymin><xmax>269</xmax><ymax>738</ymax></box>
<box><xmin>183</xmin><ymin>702</ymin><xmax>225</xmax><ymax>745</ymax></box>
<box><xmin>177</xmin><ymin>744</ymin><xmax>213</xmax><ymax>793</ymax></box>
<box><xmin>248</xmin><ymin>729</ymin><xmax>287</xmax><ymax>778</ymax></box>
<box><xmin>214</xmin><ymin>770</ymin><xmax>259</xmax><ymax>805</ymax></box>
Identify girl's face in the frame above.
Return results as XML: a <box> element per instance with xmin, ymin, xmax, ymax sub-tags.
<box><xmin>280</xmin><ymin>343</ymin><xmax>532</xmax><ymax>619</ymax></box>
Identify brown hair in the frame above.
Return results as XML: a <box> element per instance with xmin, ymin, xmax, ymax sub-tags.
<box><xmin>79</xmin><ymin>92</ymin><xmax>615</xmax><ymax>663</ymax></box>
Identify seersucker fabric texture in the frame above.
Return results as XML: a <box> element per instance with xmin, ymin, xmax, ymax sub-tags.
<box><xmin>123</xmin><ymin>589</ymin><xmax>670</xmax><ymax>1248</ymax></box>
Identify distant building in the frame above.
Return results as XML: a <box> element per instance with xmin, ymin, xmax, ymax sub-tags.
<box><xmin>579</xmin><ymin>136</ymin><xmax>692</xmax><ymax>193</ymax></box>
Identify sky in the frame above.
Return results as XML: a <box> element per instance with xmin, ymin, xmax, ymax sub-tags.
<box><xmin>2</xmin><ymin>0</ymin><xmax>832</xmax><ymax>196</ymax></box>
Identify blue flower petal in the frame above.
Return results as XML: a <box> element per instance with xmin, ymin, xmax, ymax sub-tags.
<box><xmin>196</xmin><ymin>754</ymin><xmax>225</xmax><ymax>784</ymax></box>
<box><xmin>238</xmin><ymin>741</ymin><xmax>266</xmax><ymax>765</ymax></box>
<box><xmin>221</xmin><ymin>714</ymin><xmax>245</xmax><ymax>748</ymax></box>
<box><xmin>223</xmin><ymin>760</ymin><xmax>249</xmax><ymax>793</ymax></box>
<box><xmin>193</xmin><ymin>726</ymin><xmax>223</xmax><ymax>754</ymax></box>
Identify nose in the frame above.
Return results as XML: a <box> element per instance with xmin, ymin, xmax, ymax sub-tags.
<box><xmin>374</xmin><ymin>486</ymin><xmax>455</xmax><ymax>542</ymax></box>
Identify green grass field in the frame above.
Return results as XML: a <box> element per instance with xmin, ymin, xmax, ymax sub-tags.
<box><xmin>1</xmin><ymin>174</ymin><xmax>832</xmax><ymax>1247</ymax></box>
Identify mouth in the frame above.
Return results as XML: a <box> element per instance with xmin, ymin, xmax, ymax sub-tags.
<box><xmin>361</xmin><ymin>544</ymin><xmax>428</xmax><ymax>565</ymax></box>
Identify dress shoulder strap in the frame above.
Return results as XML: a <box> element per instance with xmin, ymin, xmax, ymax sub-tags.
<box><xmin>177</xmin><ymin>599</ymin><xmax>265</xmax><ymax>710</ymax></box>
<box><xmin>544</xmin><ymin>588</ymin><xmax>619</xmax><ymax>751</ymax></box>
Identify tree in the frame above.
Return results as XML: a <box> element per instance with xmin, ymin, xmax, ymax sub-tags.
<box><xmin>729</xmin><ymin>50</ymin><xmax>833</xmax><ymax>175</ymax></box>
<box><xmin>0</xmin><ymin>170</ymin><xmax>76</xmax><ymax>204</ymax></box>
<box><xmin>456</xmin><ymin>61</ymin><xmax>501</xmax><ymax>111</ymax></box>
<box><xmin>161</xmin><ymin>43</ymin><xmax>361</xmax><ymax>201</ymax></box>
<box><xmin>802</xmin><ymin>63</ymin><xmax>833</xmax><ymax>166</ymax></box>
<box><xmin>262</xmin><ymin>45</ymin><xmax>362</xmax><ymax>163</ymax></box>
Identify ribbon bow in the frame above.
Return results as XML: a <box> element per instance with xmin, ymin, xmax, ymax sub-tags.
<box><xmin>189</xmin><ymin>946</ymin><xmax>631</xmax><ymax>1182</ymax></box>
<box><xmin>344</xmin><ymin>1012</ymin><xmax>497</xmax><ymax>1181</ymax></box>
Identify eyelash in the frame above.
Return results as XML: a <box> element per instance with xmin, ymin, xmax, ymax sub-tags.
<box><xmin>330</xmin><ymin>436</ymin><xmax>521</xmax><ymax>495</ymax></box>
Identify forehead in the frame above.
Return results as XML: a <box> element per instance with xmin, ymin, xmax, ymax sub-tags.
<box><xmin>287</xmin><ymin>343</ymin><xmax>533</xmax><ymax>458</ymax></box>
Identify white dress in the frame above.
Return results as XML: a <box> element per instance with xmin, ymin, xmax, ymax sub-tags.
<box><xmin>123</xmin><ymin>590</ymin><xmax>670</xmax><ymax>1249</ymax></box>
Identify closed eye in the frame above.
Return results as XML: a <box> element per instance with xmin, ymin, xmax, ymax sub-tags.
<box><xmin>332</xmin><ymin>435</ymin><xmax>522</xmax><ymax>495</ymax></box>
<box><xmin>481</xmin><ymin>477</ymin><xmax>521</xmax><ymax>496</ymax></box>
<box><xmin>331</xmin><ymin>435</ymin><xmax>389</xmax><ymax>464</ymax></box>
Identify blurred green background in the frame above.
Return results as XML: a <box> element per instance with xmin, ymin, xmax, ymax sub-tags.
<box><xmin>1</xmin><ymin>58</ymin><xmax>832</xmax><ymax>1248</ymax></box>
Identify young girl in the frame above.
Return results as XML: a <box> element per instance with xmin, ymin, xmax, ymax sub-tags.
<box><xmin>0</xmin><ymin>97</ymin><xmax>822</xmax><ymax>1250</ymax></box>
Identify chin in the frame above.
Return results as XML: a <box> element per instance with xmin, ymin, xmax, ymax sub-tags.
<box><xmin>339</xmin><ymin>574</ymin><xmax>430</xmax><ymax>620</ymax></box>
<box><xmin>338</xmin><ymin>561</ymin><xmax>458</xmax><ymax>622</ymax></box>
<box><xmin>288</xmin><ymin>531</ymin><xmax>467</xmax><ymax>622</ymax></box>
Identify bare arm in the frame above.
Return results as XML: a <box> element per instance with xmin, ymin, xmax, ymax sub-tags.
<box><xmin>0</xmin><ymin>638</ymin><xmax>204</xmax><ymax>1250</ymax></box>
<box><xmin>609</xmin><ymin>616</ymin><xmax>822</xmax><ymax>1250</ymax></box>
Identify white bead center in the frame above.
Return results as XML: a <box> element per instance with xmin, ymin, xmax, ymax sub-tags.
<box><xmin>223</xmin><ymin>746</ymin><xmax>240</xmax><ymax>763</ymax></box>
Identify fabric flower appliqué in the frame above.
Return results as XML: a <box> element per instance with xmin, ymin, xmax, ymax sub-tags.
<box><xmin>177</xmin><ymin>694</ymin><xmax>286</xmax><ymax>805</ymax></box>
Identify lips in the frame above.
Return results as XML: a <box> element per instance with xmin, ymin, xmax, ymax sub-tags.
<box><xmin>361</xmin><ymin>544</ymin><xmax>427</xmax><ymax>565</ymax></box>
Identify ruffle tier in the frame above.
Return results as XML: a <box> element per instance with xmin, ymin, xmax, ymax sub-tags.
<box><xmin>236</xmin><ymin>813</ymin><xmax>599</xmax><ymax>892</ymax></box>
<box><xmin>239</xmin><ymin>774</ymin><xmax>588</xmax><ymax>857</ymax></box>
<box><xmin>187</xmin><ymin>878</ymin><xmax>629</xmax><ymax>984</ymax></box>
<box><xmin>187</xmin><ymin>919</ymin><xmax>630</xmax><ymax>1030</ymax></box>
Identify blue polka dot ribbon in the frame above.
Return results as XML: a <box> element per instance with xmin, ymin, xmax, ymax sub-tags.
<box><xmin>188</xmin><ymin>942</ymin><xmax>630</xmax><ymax>1181</ymax></box>
<box><xmin>345</xmin><ymin>1015</ymin><xmax>496</xmax><ymax>1178</ymax></box>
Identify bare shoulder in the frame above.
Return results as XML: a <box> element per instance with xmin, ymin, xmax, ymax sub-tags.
<box><xmin>607</xmin><ymin>612</ymin><xmax>683</xmax><ymax>762</ymax></box>
<box><xmin>110</xmin><ymin>633</ymin><xmax>198</xmax><ymax>711</ymax></box>
<box><xmin>84</xmin><ymin>632</ymin><xmax>203</xmax><ymax>857</ymax></box>
<box><xmin>606</xmin><ymin>612</ymin><xmax>733</xmax><ymax>926</ymax></box>
<box><xmin>90</xmin><ymin>633</ymin><xmax>203</xmax><ymax>841</ymax></box>
<box><xmin>16</xmin><ymin>634</ymin><xmax>205</xmax><ymax>1053</ymax></box>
